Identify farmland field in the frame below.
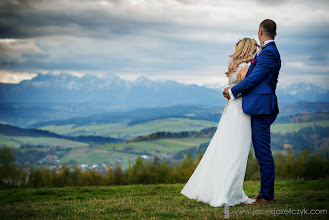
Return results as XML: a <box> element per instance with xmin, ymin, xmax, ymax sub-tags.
<box><xmin>60</xmin><ymin>136</ymin><xmax>211</xmax><ymax>168</ymax></box>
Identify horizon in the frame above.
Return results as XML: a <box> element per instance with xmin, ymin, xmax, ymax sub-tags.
<box><xmin>1</xmin><ymin>71</ymin><xmax>328</xmax><ymax>91</ymax></box>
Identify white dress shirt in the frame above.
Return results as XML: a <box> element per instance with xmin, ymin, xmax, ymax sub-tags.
<box><xmin>228</xmin><ymin>40</ymin><xmax>275</xmax><ymax>100</ymax></box>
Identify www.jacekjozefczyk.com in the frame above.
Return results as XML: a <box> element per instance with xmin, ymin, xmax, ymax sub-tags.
<box><xmin>224</xmin><ymin>205</ymin><xmax>328</xmax><ymax>218</ymax></box>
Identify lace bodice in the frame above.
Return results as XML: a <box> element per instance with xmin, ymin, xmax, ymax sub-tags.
<box><xmin>223</xmin><ymin>58</ymin><xmax>250</xmax><ymax>115</ymax></box>
<box><xmin>228</xmin><ymin>59</ymin><xmax>249</xmax><ymax>87</ymax></box>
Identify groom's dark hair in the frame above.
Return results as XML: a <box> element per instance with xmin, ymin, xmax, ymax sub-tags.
<box><xmin>260</xmin><ymin>19</ymin><xmax>277</xmax><ymax>39</ymax></box>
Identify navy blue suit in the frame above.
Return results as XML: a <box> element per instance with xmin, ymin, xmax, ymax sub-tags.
<box><xmin>231</xmin><ymin>41</ymin><xmax>281</xmax><ymax>201</ymax></box>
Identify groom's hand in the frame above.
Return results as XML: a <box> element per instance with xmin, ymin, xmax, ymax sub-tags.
<box><xmin>223</xmin><ymin>87</ymin><xmax>231</xmax><ymax>100</ymax></box>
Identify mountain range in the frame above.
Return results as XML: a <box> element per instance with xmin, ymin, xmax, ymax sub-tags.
<box><xmin>0</xmin><ymin>72</ymin><xmax>222</xmax><ymax>107</ymax></box>
<box><xmin>0</xmin><ymin>72</ymin><xmax>328</xmax><ymax>127</ymax></box>
<box><xmin>1</xmin><ymin>72</ymin><xmax>328</xmax><ymax>106</ymax></box>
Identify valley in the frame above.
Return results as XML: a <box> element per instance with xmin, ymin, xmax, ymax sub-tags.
<box><xmin>1</xmin><ymin>109</ymin><xmax>328</xmax><ymax>171</ymax></box>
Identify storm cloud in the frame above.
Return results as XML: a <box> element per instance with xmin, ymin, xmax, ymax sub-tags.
<box><xmin>0</xmin><ymin>0</ymin><xmax>328</xmax><ymax>87</ymax></box>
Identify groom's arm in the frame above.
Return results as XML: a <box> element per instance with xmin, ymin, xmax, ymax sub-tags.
<box><xmin>228</xmin><ymin>88</ymin><xmax>236</xmax><ymax>100</ymax></box>
<box><xmin>231</xmin><ymin>50</ymin><xmax>276</xmax><ymax>98</ymax></box>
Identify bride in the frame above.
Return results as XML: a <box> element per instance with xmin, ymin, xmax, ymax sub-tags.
<box><xmin>180</xmin><ymin>38</ymin><xmax>259</xmax><ymax>207</ymax></box>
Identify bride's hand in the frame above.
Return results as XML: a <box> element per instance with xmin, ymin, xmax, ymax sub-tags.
<box><xmin>223</xmin><ymin>87</ymin><xmax>231</xmax><ymax>100</ymax></box>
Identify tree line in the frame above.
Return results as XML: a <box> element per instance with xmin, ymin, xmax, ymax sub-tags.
<box><xmin>0</xmin><ymin>146</ymin><xmax>328</xmax><ymax>189</ymax></box>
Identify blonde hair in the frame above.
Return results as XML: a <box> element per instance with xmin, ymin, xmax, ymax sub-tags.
<box><xmin>225</xmin><ymin>38</ymin><xmax>258</xmax><ymax>76</ymax></box>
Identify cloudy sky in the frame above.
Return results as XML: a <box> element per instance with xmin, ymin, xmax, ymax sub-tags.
<box><xmin>0</xmin><ymin>0</ymin><xmax>328</xmax><ymax>88</ymax></box>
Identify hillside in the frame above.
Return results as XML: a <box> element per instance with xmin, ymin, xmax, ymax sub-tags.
<box><xmin>1</xmin><ymin>102</ymin><xmax>328</xmax><ymax>129</ymax></box>
<box><xmin>274</xmin><ymin>112</ymin><xmax>329</xmax><ymax>124</ymax></box>
<box><xmin>0</xmin><ymin>123</ymin><xmax>123</xmax><ymax>148</ymax></box>
<box><xmin>37</xmin><ymin>117</ymin><xmax>218</xmax><ymax>139</ymax></box>
<box><xmin>1</xmin><ymin>112</ymin><xmax>328</xmax><ymax>169</ymax></box>
<box><xmin>4</xmin><ymin>122</ymin><xmax>327</xmax><ymax>169</ymax></box>
<box><xmin>25</xmin><ymin>103</ymin><xmax>329</xmax><ymax>137</ymax></box>
<box><xmin>29</xmin><ymin>105</ymin><xmax>222</xmax><ymax>128</ymax></box>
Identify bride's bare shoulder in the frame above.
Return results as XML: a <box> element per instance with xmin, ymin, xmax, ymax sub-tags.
<box><xmin>237</xmin><ymin>63</ymin><xmax>249</xmax><ymax>81</ymax></box>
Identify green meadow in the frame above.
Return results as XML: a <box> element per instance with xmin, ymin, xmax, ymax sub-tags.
<box><xmin>38</xmin><ymin>117</ymin><xmax>218</xmax><ymax>138</ymax></box>
<box><xmin>271</xmin><ymin>120</ymin><xmax>329</xmax><ymax>133</ymax></box>
<box><xmin>0</xmin><ymin>180</ymin><xmax>328</xmax><ymax>219</ymax></box>
<box><xmin>0</xmin><ymin>134</ymin><xmax>88</xmax><ymax>148</ymax></box>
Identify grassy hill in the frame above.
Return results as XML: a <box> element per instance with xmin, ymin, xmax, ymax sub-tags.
<box><xmin>0</xmin><ymin>134</ymin><xmax>89</xmax><ymax>148</ymax></box>
<box><xmin>0</xmin><ymin>123</ymin><xmax>124</xmax><ymax>148</ymax></box>
<box><xmin>271</xmin><ymin>120</ymin><xmax>329</xmax><ymax>133</ymax></box>
<box><xmin>0</xmin><ymin>180</ymin><xmax>328</xmax><ymax>219</ymax></box>
<box><xmin>38</xmin><ymin>117</ymin><xmax>218</xmax><ymax>139</ymax></box>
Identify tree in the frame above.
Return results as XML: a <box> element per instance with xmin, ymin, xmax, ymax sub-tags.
<box><xmin>113</xmin><ymin>162</ymin><xmax>125</xmax><ymax>185</ymax></box>
<box><xmin>0</xmin><ymin>146</ymin><xmax>25</xmax><ymax>188</ymax></box>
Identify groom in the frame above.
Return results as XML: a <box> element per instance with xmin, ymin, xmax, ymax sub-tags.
<box><xmin>223</xmin><ymin>19</ymin><xmax>281</xmax><ymax>206</ymax></box>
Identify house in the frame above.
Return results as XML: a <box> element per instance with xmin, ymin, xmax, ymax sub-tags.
<box><xmin>45</xmin><ymin>155</ymin><xmax>58</xmax><ymax>160</ymax></box>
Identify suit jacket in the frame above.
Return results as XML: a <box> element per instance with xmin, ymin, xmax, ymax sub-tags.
<box><xmin>231</xmin><ymin>41</ymin><xmax>281</xmax><ymax>115</ymax></box>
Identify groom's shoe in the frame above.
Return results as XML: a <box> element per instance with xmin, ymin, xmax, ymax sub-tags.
<box><xmin>245</xmin><ymin>198</ymin><xmax>273</xmax><ymax>206</ymax></box>
<box><xmin>253</xmin><ymin>192</ymin><xmax>261</xmax><ymax>200</ymax></box>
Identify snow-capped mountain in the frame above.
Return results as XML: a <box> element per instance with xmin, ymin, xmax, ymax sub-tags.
<box><xmin>0</xmin><ymin>72</ymin><xmax>328</xmax><ymax>106</ymax></box>
<box><xmin>202</xmin><ymin>82</ymin><xmax>226</xmax><ymax>91</ymax></box>
<box><xmin>0</xmin><ymin>72</ymin><xmax>224</xmax><ymax>106</ymax></box>
<box><xmin>276</xmin><ymin>82</ymin><xmax>329</xmax><ymax>103</ymax></box>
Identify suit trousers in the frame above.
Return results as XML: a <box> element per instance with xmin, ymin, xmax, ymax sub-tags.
<box><xmin>251</xmin><ymin>113</ymin><xmax>277</xmax><ymax>201</ymax></box>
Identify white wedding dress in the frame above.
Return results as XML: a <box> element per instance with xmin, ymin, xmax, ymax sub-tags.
<box><xmin>180</xmin><ymin>61</ymin><xmax>254</xmax><ymax>207</ymax></box>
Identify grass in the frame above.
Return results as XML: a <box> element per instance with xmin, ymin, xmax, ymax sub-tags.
<box><xmin>0</xmin><ymin>180</ymin><xmax>328</xmax><ymax>219</ymax></box>
<box><xmin>38</xmin><ymin>117</ymin><xmax>218</xmax><ymax>138</ymax></box>
<box><xmin>0</xmin><ymin>134</ymin><xmax>21</xmax><ymax>148</ymax></box>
